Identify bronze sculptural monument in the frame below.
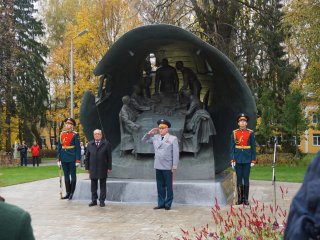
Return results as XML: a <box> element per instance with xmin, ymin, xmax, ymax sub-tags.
<box><xmin>80</xmin><ymin>24</ymin><xmax>256</xmax><ymax>181</ymax></box>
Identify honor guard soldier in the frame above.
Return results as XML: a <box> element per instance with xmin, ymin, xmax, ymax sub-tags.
<box><xmin>230</xmin><ymin>113</ymin><xmax>256</xmax><ymax>205</ymax></box>
<box><xmin>57</xmin><ymin>117</ymin><xmax>81</xmax><ymax>200</ymax></box>
<box><xmin>142</xmin><ymin>118</ymin><xmax>180</xmax><ymax>210</ymax></box>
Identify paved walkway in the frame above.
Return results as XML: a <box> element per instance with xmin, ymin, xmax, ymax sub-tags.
<box><xmin>0</xmin><ymin>174</ymin><xmax>301</xmax><ymax>240</ymax></box>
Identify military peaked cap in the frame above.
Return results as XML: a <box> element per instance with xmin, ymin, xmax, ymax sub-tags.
<box><xmin>157</xmin><ymin>118</ymin><xmax>171</xmax><ymax>128</ymax></box>
<box><xmin>236</xmin><ymin>113</ymin><xmax>249</xmax><ymax>122</ymax></box>
<box><xmin>64</xmin><ymin>117</ymin><xmax>76</xmax><ymax>126</ymax></box>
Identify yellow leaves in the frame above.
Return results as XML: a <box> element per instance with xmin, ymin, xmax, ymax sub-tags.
<box><xmin>45</xmin><ymin>0</ymin><xmax>141</xmax><ymax>131</ymax></box>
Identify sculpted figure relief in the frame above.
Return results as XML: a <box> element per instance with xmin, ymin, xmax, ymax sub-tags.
<box><xmin>176</xmin><ymin>61</ymin><xmax>202</xmax><ymax>99</ymax></box>
<box><xmin>119</xmin><ymin>96</ymin><xmax>141</xmax><ymax>153</ymax></box>
<box><xmin>142</xmin><ymin>58</ymin><xmax>153</xmax><ymax>98</ymax></box>
<box><xmin>119</xmin><ymin>96</ymin><xmax>141</xmax><ymax>133</ymax></box>
<box><xmin>131</xmin><ymin>85</ymin><xmax>153</xmax><ymax>108</ymax></box>
<box><xmin>155</xmin><ymin>58</ymin><xmax>179</xmax><ymax>94</ymax></box>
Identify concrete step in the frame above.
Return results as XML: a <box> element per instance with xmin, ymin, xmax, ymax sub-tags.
<box><xmin>73</xmin><ymin>174</ymin><xmax>233</xmax><ymax>206</ymax></box>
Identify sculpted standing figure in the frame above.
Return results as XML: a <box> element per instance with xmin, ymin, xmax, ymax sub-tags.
<box><xmin>176</xmin><ymin>61</ymin><xmax>202</xmax><ymax>99</ymax></box>
<box><xmin>142</xmin><ymin>119</ymin><xmax>179</xmax><ymax>210</ymax></box>
<box><xmin>143</xmin><ymin>58</ymin><xmax>153</xmax><ymax>98</ymax></box>
<box><xmin>57</xmin><ymin>117</ymin><xmax>81</xmax><ymax>200</ymax></box>
<box><xmin>155</xmin><ymin>58</ymin><xmax>179</xmax><ymax>94</ymax></box>
<box><xmin>230</xmin><ymin>113</ymin><xmax>256</xmax><ymax>205</ymax></box>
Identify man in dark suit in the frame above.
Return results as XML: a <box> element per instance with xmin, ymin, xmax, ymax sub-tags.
<box><xmin>85</xmin><ymin>129</ymin><xmax>112</xmax><ymax>207</ymax></box>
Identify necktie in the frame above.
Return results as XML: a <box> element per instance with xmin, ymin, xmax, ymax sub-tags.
<box><xmin>96</xmin><ymin>141</ymin><xmax>100</xmax><ymax>146</ymax></box>
<box><xmin>161</xmin><ymin>137</ymin><xmax>164</xmax><ymax>141</ymax></box>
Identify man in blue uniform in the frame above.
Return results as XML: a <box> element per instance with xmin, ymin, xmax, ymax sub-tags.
<box><xmin>142</xmin><ymin>119</ymin><xmax>179</xmax><ymax>210</ymax></box>
<box><xmin>230</xmin><ymin>113</ymin><xmax>256</xmax><ymax>205</ymax></box>
<box><xmin>57</xmin><ymin>117</ymin><xmax>81</xmax><ymax>200</ymax></box>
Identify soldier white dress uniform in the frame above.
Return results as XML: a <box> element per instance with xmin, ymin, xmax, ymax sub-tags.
<box><xmin>142</xmin><ymin>119</ymin><xmax>179</xmax><ymax>210</ymax></box>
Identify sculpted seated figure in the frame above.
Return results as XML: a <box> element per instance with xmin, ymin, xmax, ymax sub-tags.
<box><xmin>155</xmin><ymin>58</ymin><xmax>179</xmax><ymax>95</ymax></box>
<box><xmin>176</xmin><ymin>61</ymin><xmax>202</xmax><ymax>99</ymax></box>
<box><xmin>131</xmin><ymin>85</ymin><xmax>156</xmax><ymax>108</ymax></box>
<box><xmin>119</xmin><ymin>96</ymin><xmax>141</xmax><ymax>154</ymax></box>
<box><xmin>182</xmin><ymin>94</ymin><xmax>216</xmax><ymax>157</ymax></box>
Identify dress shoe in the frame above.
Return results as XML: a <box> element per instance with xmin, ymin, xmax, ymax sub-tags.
<box><xmin>153</xmin><ymin>206</ymin><xmax>164</xmax><ymax>210</ymax></box>
<box><xmin>61</xmin><ymin>194</ymin><xmax>70</xmax><ymax>200</ymax></box>
<box><xmin>100</xmin><ymin>202</ymin><xmax>105</xmax><ymax>207</ymax></box>
<box><xmin>165</xmin><ymin>207</ymin><xmax>171</xmax><ymax>210</ymax></box>
<box><xmin>88</xmin><ymin>201</ymin><xmax>97</xmax><ymax>207</ymax></box>
<box><xmin>68</xmin><ymin>193</ymin><xmax>73</xmax><ymax>200</ymax></box>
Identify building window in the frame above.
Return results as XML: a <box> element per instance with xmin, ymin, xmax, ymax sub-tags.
<box><xmin>313</xmin><ymin>134</ymin><xmax>320</xmax><ymax>146</ymax></box>
<box><xmin>312</xmin><ymin>114</ymin><xmax>318</xmax><ymax>124</ymax></box>
<box><xmin>293</xmin><ymin>136</ymin><xmax>301</xmax><ymax>146</ymax></box>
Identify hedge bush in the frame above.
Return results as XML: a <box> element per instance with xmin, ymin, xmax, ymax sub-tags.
<box><xmin>41</xmin><ymin>149</ymin><xmax>57</xmax><ymax>158</ymax></box>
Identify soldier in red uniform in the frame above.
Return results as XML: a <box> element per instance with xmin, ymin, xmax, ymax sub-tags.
<box><xmin>57</xmin><ymin>118</ymin><xmax>81</xmax><ymax>200</ymax></box>
<box><xmin>230</xmin><ymin>113</ymin><xmax>256</xmax><ymax>205</ymax></box>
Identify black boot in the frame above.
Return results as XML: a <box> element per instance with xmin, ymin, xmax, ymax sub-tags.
<box><xmin>243</xmin><ymin>185</ymin><xmax>249</xmax><ymax>205</ymax></box>
<box><xmin>62</xmin><ymin>181</ymin><xmax>71</xmax><ymax>199</ymax></box>
<box><xmin>68</xmin><ymin>181</ymin><xmax>76</xmax><ymax>200</ymax></box>
<box><xmin>236</xmin><ymin>185</ymin><xmax>243</xmax><ymax>205</ymax></box>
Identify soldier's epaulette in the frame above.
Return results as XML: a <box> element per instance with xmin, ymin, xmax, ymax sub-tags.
<box><xmin>72</xmin><ymin>131</ymin><xmax>78</xmax><ymax>134</ymax></box>
<box><xmin>247</xmin><ymin>128</ymin><xmax>254</xmax><ymax>132</ymax></box>
<box><xmin>233</xmin><ymin>129</ymin><xmax>239</xmax><ymax>133</ymax></box>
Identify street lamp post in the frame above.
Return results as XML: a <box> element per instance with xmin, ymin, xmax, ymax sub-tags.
<box><xmin>70</xmin><ymin>28</ymin><xmax>89</xmax><ymax>118</ymax></box>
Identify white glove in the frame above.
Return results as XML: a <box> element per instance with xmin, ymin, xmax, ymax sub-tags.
<box><xmin>57</xmin><ymin>161</ymin><xmax>61</xmax><ymax>167</ymax></box>
<box><xmin>251</xmin><ymin>162</ymin><xmax>255</xmax><ymax>167</ymax></box>
<box><xmin>75</xmin><ymin>162</ymin><xmax>80</xmax><ymax>167</ymax></box>
<box><xmin>231</xmin><ymin>162</ymin><xmax>235</xmax><ymax>169</ymax></box>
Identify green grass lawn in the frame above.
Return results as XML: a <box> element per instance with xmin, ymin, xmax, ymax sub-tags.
<box><xmin>0</xmin><ymin>166</ymin><xmax>86</xmax><ymax>187</ymax></box>
<box><xmin>41</xmin><ymin>157</ymin><xmax>57</xmax><ymax>161</ymax></box>
<box><xmin>250</xmin><ymin>165</ymin><xmax>308</xmax><ymax>182</ymax></box>
<box><xmin>1</xmin><ymin>153</ymin><xmax>315</xmax><ymax>187</ymax></box>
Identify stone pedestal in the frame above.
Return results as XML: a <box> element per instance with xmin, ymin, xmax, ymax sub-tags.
<box><xmin>73</xmin><ymin>171</ymin><xmax>233</xmax><ymax>206</ymax></box>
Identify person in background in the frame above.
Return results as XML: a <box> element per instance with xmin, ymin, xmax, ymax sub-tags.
<box><xmin>85</xmin><ymin>129</ymin><xmax>112</xmax><ymax>207</ymax></box>
<box><xmin>31</xmin><ymin>141</ymin><xmax>40</xmax><ymax>167</ymax></box>
<box><xmin>142</xmin><ymin>119</ymin><xmax>179</xmax><ymax>210</ymax></box>
<box><xmin>0</xmin><ymin>195</ymin><xmax>35</xmax><ymax>240</ymax></box>
<box><xmin>80</xmin><ymin>141</ymin><xmax>86</xmax><ymax>168</ymax></box>
<box><xmin>230</xmin><ymin>113</ymin><xmax>256</xmax><ymax>205</ymax></box>
<box><xmin>18</xmin><ymin>141</ymin><xmax>28</xmax><ymax>167</ymax></box>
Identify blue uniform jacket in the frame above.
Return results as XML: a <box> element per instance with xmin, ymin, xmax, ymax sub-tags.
<box><xmin>230</xmin><ymin>128</ymin><xmax>256</xmax><ymax>164</ymax></box>
<box><xmin>57</xmin><ymin>131</ymin><xmax>81</xmax><ymax>163</ymax></box>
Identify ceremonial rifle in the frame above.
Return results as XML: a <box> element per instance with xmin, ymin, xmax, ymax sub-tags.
<box><xmin>59</xmin><ymin>163</ymin><xmax>63</xmax><ymax>199</ymax></box>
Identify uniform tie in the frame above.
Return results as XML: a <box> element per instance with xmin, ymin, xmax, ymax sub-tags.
<box><xmin>95</xmin><ymin>141</ymin><xmax>100</xmax><ymax>146</ymax></box>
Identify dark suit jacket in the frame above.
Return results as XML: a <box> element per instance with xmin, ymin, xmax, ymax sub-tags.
<box><xmin>284</xmin><ymin>151</ymin><xmax>320</xmax><ymax>239</ymax></box>
<box><xmin>85</xmin><ymin>139</ymin><xmax>112</xmax><ymax>179</ymax></box>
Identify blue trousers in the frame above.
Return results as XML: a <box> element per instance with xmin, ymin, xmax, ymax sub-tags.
<box><xmin>156</xmin><ymin>169</ymin><xmax>173</xmax><ymax>208</ymax></box>
<box><xmin>20</xmin><ymin>154</ymin><xmax>27</xmax><ymax>166</ymax></box>
<box><xmin>235</xmin><ymin>163</ymin><xmax>251</xmax><ymax>186</ymax></box>
<box><xmin>62</xmin><ymin>162</ymin><xmax>77</xmax><ymax>182</ymax></box>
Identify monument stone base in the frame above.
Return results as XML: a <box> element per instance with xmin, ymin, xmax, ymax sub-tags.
<box><xmin>110</xmin><ymin>141</ymin><xmax>215</xmax><ymax>180</ymax></box>
<box><xmin>73</xmin><ymin>171</ymin><xmax>234</xmax><ymax>206</ymax></box>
